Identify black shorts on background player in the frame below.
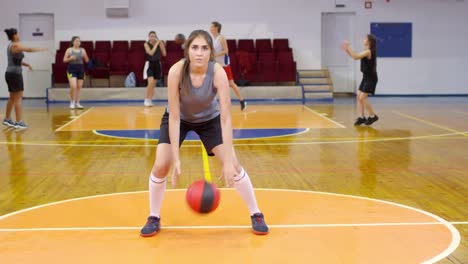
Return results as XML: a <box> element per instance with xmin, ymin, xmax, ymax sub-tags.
<box><xmin>146</xmin><ymin>61</ymin><xmax>162</xmax><ymax>79</ymax></box>
<box><xmin>359</xmin><ymin>74</ymin><xmax>378</xmax><ymax>95</ymax></box>
<box><xmin>67</xmin><ymin>64</ymin><xmax>85</xmax><ymax>80</ymax></box>
<box><xmin>5</xmin><ymin>72</ymin><xmax>24</xmax><ymax>92</ymax></box>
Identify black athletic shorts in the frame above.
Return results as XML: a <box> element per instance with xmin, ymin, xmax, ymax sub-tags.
<box><xmin>5</xmin><ymin>72</ymin><xmax>24</xmax><ymax>92</ymax></box>
<box><xmin>67</xmin><ymin>64</ymin><xmax>85</xmax><ymax>80</ymax></box>
<box><xmin>158</xmin><ymin>111</ymin><xmax>223</xmax><ymax>156</ymax></box>
<box><xmin>359</xmin><ymin>74</ymin><xmax>378</xmax><ymax>95</ymax></box>
<box><xmin>146</xmin><ymin>60</ymin><xmax>162</xmax><ymax>79</ymax></box>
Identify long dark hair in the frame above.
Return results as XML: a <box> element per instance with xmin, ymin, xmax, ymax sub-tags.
<box><xmin>148</xmin><ymin>31</ymin><xmax>157</xmax><ymax>40</ymax></box>
<box><xmin>211</xmin><ymin>21</ymin><xmax>222</xmax><ymax>33</ymax></box>
<box><xmin>70</xmin><ymin>36</ymin><xmax>80</xmax><ymax>47</ymax></box>
<box><xmin>180</xmin><ymin>30</ymin><xmax>215</xmax><ymax>96</ymax></box>
<box><xmin>4</xmin><ymin>28</ymin><xmax>17</xmax><ymax>41</ymax></box>
<box><xmin>367</xmin><ymin>34</ymin><xmax>377</xmax><ymax>72</ymax></box>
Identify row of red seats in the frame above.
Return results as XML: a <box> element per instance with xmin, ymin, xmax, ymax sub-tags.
<box><xmin>228</xmin><ymin>39</ymin><xmax>291</xmax><ymax>53</ymax></box>
<box><xmin>57</xmin><ymin>38</ymin><xmax>291</xmax><ymax>54</ymax></box>
<box><xmin>58</xmin><ymin>40</ymin><xmax>146</xmax><ymax>55</ymax></box>
<box><xmin>54</xmin><ymin>40</ymin><xmax>147</xmax><ymax>86</ymax></box>
<box><xmin>52</xmin><ymin>39</ymin><xmax>295</xmax><ymax>87</ymax></box>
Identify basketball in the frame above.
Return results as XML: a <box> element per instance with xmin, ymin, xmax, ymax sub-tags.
<box><xmin>186</xmin><ymin>180</ymin><xmax>220</xmax><ymax>214</ymax></box>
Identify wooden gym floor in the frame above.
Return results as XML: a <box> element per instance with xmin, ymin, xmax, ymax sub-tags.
<box><xmin>0</xmin><ymin>97</ymin><xmax>467</xmax><ymax>263</ymax></box>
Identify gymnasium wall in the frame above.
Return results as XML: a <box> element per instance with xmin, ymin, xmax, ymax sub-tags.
<box><xmin>0</xmin><ymin>0</ymin><xmax>467</xmax><ymax>97</ymax></box>
<box><xmin>355</xmin><ymin>0</ymin><xmax>468</xmax><ymax>95</ymax></box>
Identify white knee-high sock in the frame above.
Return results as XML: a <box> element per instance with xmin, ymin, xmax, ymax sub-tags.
<box><xmin>233</xmin><ymin>168</ymin><xmax>261</xmax><ymax>215</ymax></box>
<box><xmin>149</xmin><ymin>173</ymin><xmax>166</xmax><ymax>218</ymax></box>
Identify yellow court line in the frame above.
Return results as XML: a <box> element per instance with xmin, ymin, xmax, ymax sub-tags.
<box><xmin>201</xmin><ymin>144</ymin><xmax>212</xmax><ymax>183</ymax></box>
<box><xmin>1</xmin><ymin>131</ymin><xmax>467</xmax><ymax>148</ymax></box>
<box><xmin>303</xmin><ymin>106</ymin><xmax>346</xmax><ymax>128</ymax></box>
<box><xmin>92</xmin><ymin>130</ymin><xmax>155</xmax><ymax>141</ymax></box>
<box><xmin>0</xmin><ymin>135</ymin><xmax>465</xmax><ymax>146</ymax></box>
<box><xmin>393</xmin><ymin>111</ymin><xmax>468</xmax><ymax>137</ymax></box>
<box><xmin>55</xmin><ymin>107</ymin><xmax>95</xmax><ymax>132</ymax></box>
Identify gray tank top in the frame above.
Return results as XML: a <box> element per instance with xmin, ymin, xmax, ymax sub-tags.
<box><xmin>179</xmin><ymin>61</ymin><xmax>219</xmax><ymax>123</ymax></box>
<box><xmin>69</xmin><ymin>48</ymin><xmax>83</xmax><ymax>64</ymax></box>
<box><xmin>6</xmin><ymin>43</ymin><xmax>24</xmax><ymax>74</ymax></box>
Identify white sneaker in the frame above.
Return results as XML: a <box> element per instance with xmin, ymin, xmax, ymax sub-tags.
<box><xmin>75</xmin><ymin>103</ymin><xmax>84</xmax><ymax>109</ymax></box>
<box><xmin>69</xmin><ymin>102</ymin><xmax>75</xmax><ymax>109</ymax></box>
<box><xmin>144</xmin><ymin>99</ymin><xmax>153</xmax><ymax>107</ymax></box>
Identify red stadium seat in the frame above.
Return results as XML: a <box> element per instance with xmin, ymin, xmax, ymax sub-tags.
<box><xmin>273</xmin><ymin>39</ymin><xmax>291</xmax><ymax>52</ymax></box>
<box><xmin>238</xmin><ymin>39</ymin><xmax>255</xmax><ymax>52</ymax></box>
<box><xmin>255</xmin><ymin>39</ymin><xmax>273</xmax><ymax>53</ymax></box>
<box><xmin>110</xmin><ymin>52</ymin><xmax>129</xmax><ymax>76</ymax></box>
<box><xmin>128</xmin><ymin>51</ymin><xmax>146</xmax><ymax>86</ymax></box>
<box><xmin>52</xmin><ymin>63</ymin><xmax>68</xmax><ymax>87</ymax></box>
<box><xmin>226</xmin><ymin>39</ymin><xmax>237</xmax><ymax>53</ymax></box>
<box><xmin>130</xmin><ymin>40</ymin><xmax>146</xmax><ymax>52</ymax></box>
<box><xmin>112</xmin><ymin>41</ymin><xmax>129</xmax><ymax>52</ymax></box>
<box><xmin>95</xmin><ymin>41</ymin><xmax>111</xmax><ymax>52</ymax></box>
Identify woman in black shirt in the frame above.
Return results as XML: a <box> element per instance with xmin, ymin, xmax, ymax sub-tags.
<box><xmin>342</xmin><ymin>34</ymin><xmax>379</xmax><ymax>126</ymax></box>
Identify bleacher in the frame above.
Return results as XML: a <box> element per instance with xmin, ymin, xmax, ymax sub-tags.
<box><xmin>51</xmin><ymin>38</ymin><xmax>297</xmax><ymax>88</ymax></box>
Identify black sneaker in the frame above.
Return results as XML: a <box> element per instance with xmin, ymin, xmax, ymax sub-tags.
<box><xmin>15</xmin><ymin>121</ymin><xmax>28</xmax><ymax>130</ymax></box>
<box><xmin>251</xmin><ymin>213</ymin><xmax>269</xmax><ymax>235</ymax></box>
<box><xmin>2</xmin><ymin>118</ymin><xmax>15</xmax><ymax>127</ymax></box>
<box><xmin>240</xmin><ymin>100</ymin><xmax>247</xmax><ymax>111</ymax></box>
<box><xmin>140</xmin><ymin>216</ymin><xmax>161</xmax><ymax>237</ymax></box>
<box><xmin>365</xmin><ymin>115</ymin><xmax>379</xmax><ymax>125</ymax></box>
<box><xmin>354</xmin><ymin>117</ymin><xmax>367</xmax><ymax>126</ymax></box>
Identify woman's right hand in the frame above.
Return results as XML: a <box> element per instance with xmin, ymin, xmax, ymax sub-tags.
<box><xmin>69</xmin><ymin>55</ymin><xmax>77</xmax><ymax>61</ymax></box>
<box><xmin>171</xmin><ymin>159</ymin><xmax>181</xmax><ymax>187</ymax></box>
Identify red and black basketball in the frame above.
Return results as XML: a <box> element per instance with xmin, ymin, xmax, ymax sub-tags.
<box><xmin>186</xmin><ymin>180</ymin><xmax>220</xmax><ymax>214</ymax></box>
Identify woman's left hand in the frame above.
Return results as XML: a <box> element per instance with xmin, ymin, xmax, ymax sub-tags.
<box><xmin>219</xmin><ymin>163</ymin><xmax>236</xmax><ymax>187</ymax></box>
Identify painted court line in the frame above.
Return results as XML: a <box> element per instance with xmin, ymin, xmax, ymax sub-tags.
<box><xmin>451</xmin><ymin>222</ymin><xmax>468</xmax><ymax>225</ymax></box>
<box><xmin>0</xmin><ymin>221</ymin><xmax>464</xmax><ymax>232</ymax></box>
<box><xmin>0</xmin><ymin>188</ymin><xmax>459</xmax><ymax>264</ymax></box>
<box><xmin>55</xmin><ymin>107</ymin><xmax>95</xmax><ymax>132</ymax></box>
<box><xmin>1</xmin><ymin>131</ymin><xmax>467</xmax><ymax>147</ymax></box>
<box><xmin>303</xmin><ymin>106</ymin><xmax>346</xmax><ymax>128</ymax></box>
<box><xmin>393</xmin><ymin>111</ymin><xmax>467</xmax><ymax>137</ymax></box>
<box><xmin>93</xmin><ymin>128</ymin><xmax>310</xmax><ymax>141</ymax></box>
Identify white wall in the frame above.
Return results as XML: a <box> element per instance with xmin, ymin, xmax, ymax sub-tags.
<box><xmin>1</xmin><ymin>0</ymin><xmax>467</xmax><ymax>97</ymax></box>
<box><xmin>354</xmin><ymin>0</ymin><xmax>468</xmax><ymax>94</ymax></box>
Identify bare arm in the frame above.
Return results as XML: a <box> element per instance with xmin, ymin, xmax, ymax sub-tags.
<box><xmin>347</xmin><ymin>48</ymin><xmax>370</xmax><ymax>60</ymax></box>
<box><xmin>342</xmin><ymin>41</ymin><xmax>370</xmax><ymax>60</ymax></box>
<box><xmin>144</xmin><ymin>41</ymin><xmax>160</xmax><ymax>56</ymax></box>
<box><xmin>82</xmin><ymin>48</ymin><xmax>90</xmax><ymax>63</ymax></box>
<box><xmin>63</xmin><ymin>48</ymin><xmax>76</xmax><ymax>63</ymax></box>
<box><xmin>213</xmin><ymin>63</ymin><xmax>234</xmax><ymax>166</ymax></box>
<box><xmin>21</xmin><ymin>61</ymin><xmax>32</xmax><ymax>70</ymax></box>
<box><xmin>159</xmin><ymin>41</ymin><xmax>167</xmax><ymax>57</ymax></box>
<box><xmin>168</xmin><ymin>61</ymin><xmax>184</xmax><ymax>165</ymax></box>
<box><xmin>215</xmin><ymin>36</ymin><xmax>229</xmax><ymax>58</ymax></box>
<box><xmin>11</xmin><ymin>43</ymin><xmax>46</xmax><ymax>53</ymax></box>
